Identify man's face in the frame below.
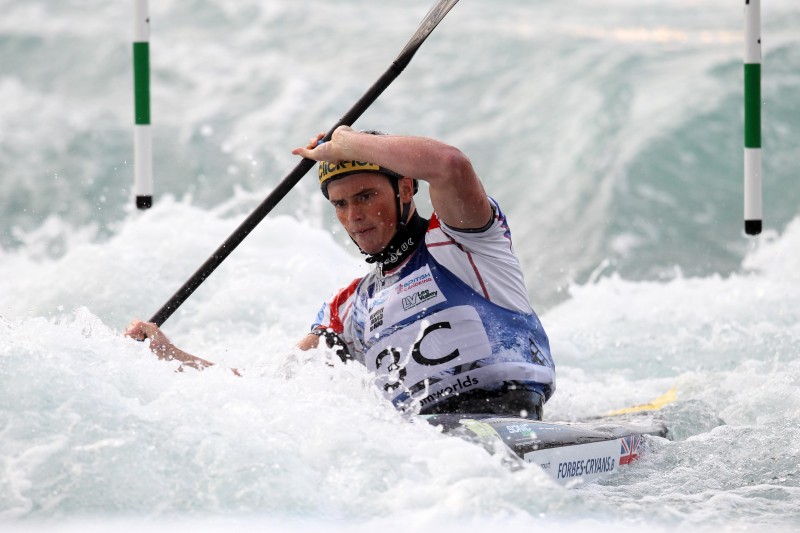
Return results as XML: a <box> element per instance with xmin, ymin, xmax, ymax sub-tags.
<box><xmin>326</xmin><ymin>173</ymin><xmax>399</xmax><ymax>255</ymax></box>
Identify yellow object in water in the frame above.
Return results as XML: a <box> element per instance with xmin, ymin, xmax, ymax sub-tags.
<box><xmin>605</xmin><ymin>387</ymin><xmax>677</xmax><ymax>416</ymax></box>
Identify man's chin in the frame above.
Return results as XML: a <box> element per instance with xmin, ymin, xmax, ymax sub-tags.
<box><xmin>349</xmin><ymin>230</ymin><xmax>389</xmax><ymax>254</ymax></box>
<box><xmin>358</xmin><ymin>244</ymin><xmax>383</xmax><ymax>255</ymax></box>
<box><xmin>353</xmin><ymin>238</ymin><xmax>384</xmax><ymax>255</ymax></box>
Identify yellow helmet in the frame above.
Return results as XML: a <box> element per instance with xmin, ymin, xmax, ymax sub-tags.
<box><xmin>318</xmin><ymin>160</ymin><xmax>403</xmax><ymax>199</ymax></box>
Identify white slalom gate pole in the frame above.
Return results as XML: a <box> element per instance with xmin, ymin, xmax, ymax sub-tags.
<box><xmin>744</xmin><ymin>0</ymin><xmax>761</xmax><ymax>235</ymax></box>
<box><xmin>133</xmin><ymin>0</ymin><xmax>153</xmax><ymax>209</ymax></box>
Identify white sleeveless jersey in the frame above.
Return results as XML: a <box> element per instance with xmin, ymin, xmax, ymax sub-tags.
<box><xmin>311</xmin><ymin>198</ymin><xmax>555</xmax><ymax>411</ymax></box>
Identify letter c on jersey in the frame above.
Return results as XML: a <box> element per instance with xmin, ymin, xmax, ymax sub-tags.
<box><xmin>412</xmin><ymin>321</ymin><xmax>460</xmax><ymax>366</ymax></box>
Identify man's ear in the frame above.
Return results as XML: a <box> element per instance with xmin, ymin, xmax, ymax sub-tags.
<box><xmin>398</xmin><ymin>177</ymin><xmax>415</xmax><ymax>202</ymax></box>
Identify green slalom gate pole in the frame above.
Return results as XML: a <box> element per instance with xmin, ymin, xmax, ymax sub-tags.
<box><xmin>133</xmin><ymin>0</ymin><xmax>153</xmax><ymax>209</ymax></box>
<box><xmin>744</xmin><ymin>0</ymin><xmax>761</xmax><ymax>235</ymax></box>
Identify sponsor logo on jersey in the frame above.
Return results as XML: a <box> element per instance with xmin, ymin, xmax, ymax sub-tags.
<box><xmin>396</xmin><ymin>271</ymin><xmax>433</xmax><ymax>294</ymax></box>
<box><xmin>418</xmin><ymin>374</ymin><xmax>480</xmax><ymax>406</ymax></box>
<box><xmin>369</xmin><ymin>308</ymin><xmax>384</xmax><ymax>331</ymax></box>
<box><xmin>401</xmin><ymin>288</ymin><xmax>440</xmax><ymax>311</ymax></box>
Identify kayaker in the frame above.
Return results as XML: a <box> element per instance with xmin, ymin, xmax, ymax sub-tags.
<box><xmin>126</xmin><ymin>127</ymin><xmax>555</xmax><ymax>419</ymax></box>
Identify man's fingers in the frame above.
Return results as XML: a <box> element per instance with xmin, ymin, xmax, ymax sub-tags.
<box><xmin>124</xmin><ymin>320</ymin><xmax>145</xmax><ymax>340</ymax></box>
<box><xmin>292</xmin><ymin>133</ymin><xmax>329</xmax><ymax>159</ymax></box>
<box><xmin>309</xmin><ymin>133</ymin><xmax>324</xmax><ymax>148</ymax></box>
<box><xmin>124</xmin><ymin>320</ymin><xmax>159</xmax><ymax>343</ymax></box>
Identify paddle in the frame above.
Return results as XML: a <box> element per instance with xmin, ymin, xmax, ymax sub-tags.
<box><xmin>148</xmin><ymin>0</ymin><xmax>460</xmax><ymax>327</ymax></box>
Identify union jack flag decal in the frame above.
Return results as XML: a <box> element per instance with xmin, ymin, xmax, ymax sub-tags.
<box><xmin>619</xmin><ymin>434</ymin><xmax>643</xmax><ymax>465</ymax></box>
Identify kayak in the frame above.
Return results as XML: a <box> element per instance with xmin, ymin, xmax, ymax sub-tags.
<box><xmin>423</xmin><ymin>390</ymin><xmax>675</xmax><ymax>484</ymax></box>
<box><xmin>424</xmin><ymin>413</ymin><xmax>668</xmax><ymax>484</ymax></box>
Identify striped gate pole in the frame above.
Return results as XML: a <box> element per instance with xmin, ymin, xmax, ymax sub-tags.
<box><xmin>744</xmin><ymin>0</ymin><xmax>761</xmax><ymax>235</ymax></box>
<box><xmin>133</xmin><ymin>0</ymin><xmax>153</xmax><ymax>209</ymax></box>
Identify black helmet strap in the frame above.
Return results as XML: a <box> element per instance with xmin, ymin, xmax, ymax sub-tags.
<box><xmin>389</xmin><ymin>176</ymin><xmax>413</xmax><ymax>230</ymax></box>
<box><xmin>363</xmin><ymin>209</ymin><xmax>428</xmax><ymax>273</ymax></box>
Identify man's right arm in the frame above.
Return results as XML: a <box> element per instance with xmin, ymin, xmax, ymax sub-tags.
<box><xmin>125</xmin><ymin>319</ymin><xmax>214</xmax><ymax>371</ymax></box>
<box><xmin>125</xmin><ymin>319</ymin><xmax>320</xmax><ymax>375</ymax></box>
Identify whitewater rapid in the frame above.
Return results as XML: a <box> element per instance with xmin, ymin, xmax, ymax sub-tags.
<box><xmin>2</xmin><ymin>0</ymin><xmax>799</xmax><ymax>531</ymax></box>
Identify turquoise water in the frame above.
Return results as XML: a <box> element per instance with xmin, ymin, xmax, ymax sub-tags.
<box><xmin>1</xmin><ymin>0</ymin><xmax>799</xmax><ymax>531</ymax></box>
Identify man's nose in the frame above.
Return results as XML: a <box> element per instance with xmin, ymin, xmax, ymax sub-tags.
<box><xmin>346</xmin><ymin>204</ymin><xmax>364</xmax><ymax>222</ymax></box>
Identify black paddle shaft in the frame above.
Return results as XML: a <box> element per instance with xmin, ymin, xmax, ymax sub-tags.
<box><xmin>149</xmin><ymin>0</ymin><xmax>460</xmax><ymax>326</ymax></box>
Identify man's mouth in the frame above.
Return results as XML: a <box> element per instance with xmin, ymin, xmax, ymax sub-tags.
<box><xmin>352</xmin><ymin>227</ymin><xmax>374</xmax><ymax>237</ymax></box>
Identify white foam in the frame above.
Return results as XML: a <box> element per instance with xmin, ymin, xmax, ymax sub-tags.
<box><xmin>2</xmin><ymin>0</ymin><xmax>800</xmax><ymax>530</ymax></box>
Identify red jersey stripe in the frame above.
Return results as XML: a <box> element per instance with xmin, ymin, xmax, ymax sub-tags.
<box><xmin>327</xmin><ymin>277</ymin><xmax>361</xmax><ymax>334</ymax></box>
